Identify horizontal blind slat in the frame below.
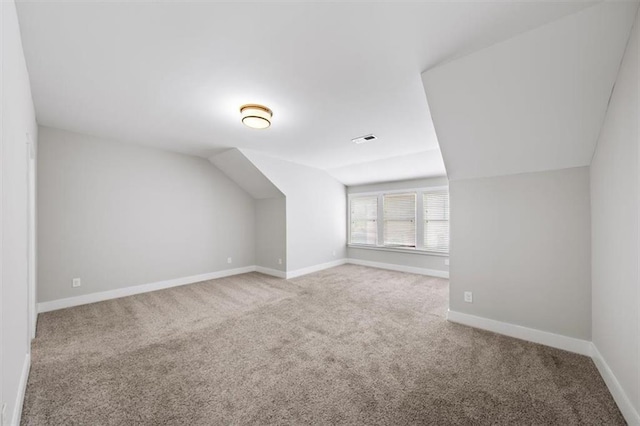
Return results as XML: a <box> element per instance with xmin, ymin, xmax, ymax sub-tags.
<box><xmin>424</xmin><ymin>191</ymin><xmax>449</xmax><ymax>253</ymax></box>
<box><xmin>384</xmin><ymin>193</ymin><xmax>416</xmax><ymax>247</ymax></box>
<box><xmin>350</xmin><ymin>196</ymin><xmax>378</xmax><ymax>245</ymax></box>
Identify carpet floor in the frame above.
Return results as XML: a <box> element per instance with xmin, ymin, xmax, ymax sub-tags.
<box><xmin>22</xmin><ymin>265</ymin><xmax>624</xmax><ymax>425</ymax></box>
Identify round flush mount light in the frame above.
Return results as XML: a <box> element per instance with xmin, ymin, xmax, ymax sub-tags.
<box><xmin>240</xmin><ymin>104</ymin><xmax>272</xmax><ymax>129</ymax></box>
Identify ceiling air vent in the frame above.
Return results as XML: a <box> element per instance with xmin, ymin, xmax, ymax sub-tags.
<box><xmin>351</xmin><ymin>134</ymin><xmax>377</xmax><ymax>144</ymax></box>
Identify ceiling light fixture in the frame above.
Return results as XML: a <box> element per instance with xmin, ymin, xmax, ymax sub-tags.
<box><xmin>240</xmin><ymin>104</ymin><xmax>272</xmax><ymax>129</ymax></box>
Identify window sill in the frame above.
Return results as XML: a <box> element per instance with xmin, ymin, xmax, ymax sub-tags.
<box><xmin>347</xmin><ymin>244</ymin><xmax>449</xmax><ymax>257</ymax></box>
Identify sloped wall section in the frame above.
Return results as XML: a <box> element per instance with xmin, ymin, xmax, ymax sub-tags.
<box><xmin>1</xmin><ymin>0</ymin><xmax>39</xmax><ymax>423</ymax></box>
<box><xmin>422</xmin><ymin>3</ymin><xmax>638</xmax><ymax>422</ymax></box>
<box><xmin>209</xmin><ymin>149</ymin><xmax>286</xmax><ymax>274</ymax></box>
<box><xmin>590</xmin><ymin>8</ymin><xmax>640</xmax><ymax>422</ymax></box>
<box><xmin>241</xmin><ymin>149</ymin><xmax>347</xmax><ymax>274</ymax></box>
<box><xmin>422</xmin><ymin>2</ymin><xmax>637</xmax><ymax>181</ymax></box>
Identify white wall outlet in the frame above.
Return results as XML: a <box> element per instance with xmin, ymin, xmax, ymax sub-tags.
<box><xmin>332</xmin><ymin>250</ymin><xmax>336</xmax><ymax>257</ymax></box>
<box><xmin>278</xmin><ymin>258</ymin><xmax>282</xmax><ymax>265</ymax></box>
<box><xmin>464</xmin><ymin>291</ymin><xmax>473</xmax><ymax>303</ymax></box>
<box><xmin>227</xmin><ymin>257</ymin><xmax>232</xmax><ymax>264</ymax></box>
<box><xmin>72</xmin><ymin>278</ymin><xmax>81</xmax><ymax>288</ymax></box>
<box><xmin>444</xmin><ymin>258</ymin><xmax>450</xmax><ymax>266</ymax></box>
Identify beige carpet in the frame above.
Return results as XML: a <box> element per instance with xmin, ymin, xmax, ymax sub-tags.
<box><xmin>22</xmin><ymin>265</ymin><xmax>624</xmax><ymax>425</ymax></box>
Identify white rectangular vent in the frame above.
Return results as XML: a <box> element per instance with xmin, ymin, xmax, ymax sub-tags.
<box><xmin>351</xmin><ymin>134</ymin><xmax>377</xmax><ymax>144</ymax></box>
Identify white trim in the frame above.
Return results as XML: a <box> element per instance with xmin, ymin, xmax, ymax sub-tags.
<box><xmin>446</xmin><ymin>310</ymin><xmax>592</xmax><ymax>356</ymax></box>
<box><xmin>255</xmin><ymin>266</ymin><xmax>287</xmax><ymax>279</ymax></box>
<box><xmin>346</xmin><ymin>258</ymin><xmax>449</xmax><ymax>279</ymax></box>
<box><xmin>286</xmin><ymin>259</ymin><xmax>347</xmax><ymax>279</ymax></box>
<box><xmin>37</xmin><ymin>266</ymin><xmax>256</xmax><ymax>313</ymax></box>
<box><xmin>348</xmin><ymin>244</ymin><xmax>449</xmax><ymax>257</ymax></box>
<box><xmin>11</xmin><ymin>353</ymin><xmax>30</xmax><ymax>426</ymax></box>
<box><xmin>591</xmin><ymin>344</ymin><xmax>640</xmax><ymax>425</ymax></box>
<box><xmin>347</xmin><ymin>186</ymin><xmax>449</xmax><ymax>197</ymax></box>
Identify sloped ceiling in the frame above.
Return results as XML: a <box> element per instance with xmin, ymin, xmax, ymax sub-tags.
<box><xmin>209</xmin><ymin>149</ymin><xmax>283</xmax><ymax>199</ymax></box>
<box><xmin>421</xmin><ymin>2</ymin><xmax>638</xmax><ymax>181</ymax></box>
<box><xmin>326</xmin><ymin>149</ymin><xmax>445</xmax><ymax>186</ymax></box>
<box><xmin>16</xmin><ymin>1</ymin><xmax>597</xmax><ymax>185</ymax></box>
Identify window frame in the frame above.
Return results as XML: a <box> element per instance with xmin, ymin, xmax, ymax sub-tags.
<box><xmin>347</xmin><ymin>186</ymin><xmax>449</xmax><ymax>256</ymax></box>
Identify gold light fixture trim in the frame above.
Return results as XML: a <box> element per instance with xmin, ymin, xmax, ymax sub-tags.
<box><xmin>240</xmin><ymin>104</ymin><xmax>273</xmax><ymax>129</ymax></box>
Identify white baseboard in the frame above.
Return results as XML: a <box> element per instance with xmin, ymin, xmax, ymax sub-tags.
<box><xmin>255</xmin><ymin>266</ymin><xmax>287</xmax><ymax>279</ymax></box>
<box><xmin>11</xmin><ymin>352</ymin><xmax>30</xmax><ymax>426</ymax></box>
<box><xmin>37</xmin><ymin>259</ymin><xmax>449</xmax><ymax>313</ymax></box>
<box><xmin>346</xmin><ymin>258</ymin><xmax>449</xmax><ymax>279</ymax></box>
<box><xmin>37</xmin><ymin>266</ymin><xmax>256</xmax><ymax>313</ymax></box>
<box><xmin>591</xmin><ymin>344</ymin><xmax>640</xmax><ymax>425</ymax></box>
<box><xmin>446</xmin><ymin>310</ymin><xmax>592</xmax><ymax>356</ymax></box>
<box><xmin>286</xmin><ymin>259</ymin><xmax>347</xmax><ymax>279</ymax></box>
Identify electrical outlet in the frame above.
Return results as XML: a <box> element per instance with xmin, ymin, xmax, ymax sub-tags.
<box><xmin>444</xmin><ymin>258</ymin><xmax>450</xmax><ymax>266</ymax></box>
<box><xmin>227</xmin><ymin>257</ymin><xmax>232</xmax><ymax>264</ymax></box>
<box><xmin>464</xmin><ymin>291</ymin><xmax>473</xmax><ymax>303</ymax></box>
<box><xmin>72</xmin><ymin>278</ymin><xmax>81</xmax><ymax>288</ymax></box>
<box><xmin>332</xmin><ymin>250</ymin><xmax>336</xmax><ymax>257</ymax></box>
<box><xmin>278</xmin><ymin>258</ymin><xmax>282</xmax><ymax>265</ymax></box>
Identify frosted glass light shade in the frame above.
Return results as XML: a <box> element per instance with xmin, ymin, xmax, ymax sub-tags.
<box><xmin>240</xmin><ymin>104</ymin><xmax>272</xmax><ymax>129</ymax></box>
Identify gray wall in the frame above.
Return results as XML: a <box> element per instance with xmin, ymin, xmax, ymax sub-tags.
<box><xmin>450</xmin><ymin>167</ymin><xmax>591</xmax><ymax>340</ymax></box>
<box><xmin>347</xmin><ymin>177</ymin><xmax>448</xmax><ymax>194</ymax></box>
<box><xmin>243</xmin><ymin>150</ymin><xmax>347</xmax><ymax>272</ymax></box>
<box><xmin>347</xmin><ymin>248</ymin><xmax>448</xmax><ymax>272</ymax></box>
<box><xmin>1</xmin><ymin>0</ymin><xmax>38</xmax><ymax>422</ymax></box>
<box><xmin>38</xmin><ymin>127</ymin><xmax>256</xmax><ymax>302</ymax></box>
<box><xmin>255</xmin><ymin>197</ymin><xmax>286</xmax><ymax>272</ymax></box>
<box><xmin>591</xmin><ymin>9</ymin><xmax>639</xmax><ymax>415</ymax></box>
<box><xmin>347</xmin><ymin>177</ymin><xmax>449</xmax><ymax>273</ymax></box>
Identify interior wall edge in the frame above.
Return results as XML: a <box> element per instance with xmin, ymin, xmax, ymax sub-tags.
<box><xmin>347</xmin><ymin>258</ymin><xmax>449</xmax><ymax>279</ymax></box>
<box><xmin>591</xmin><ymin>344</ymin><xmax>640</xmax><ymax>426</ymax></box>
<box><xmin>447</xmin><ymin>311</ymin><xmax>640</xmax><ymax>425</ymax></box>
<box><xmin>286</xmin><ymin>259</ymin><xmax>348</xmax><ymax>279</ymax></box>
<box><xmin>446</xmin><ymin>310</ymin><xmax>592</xmax><ymax>356</ymax></box>
<box><xmin>11</xmin><ymin>353</ymin><xmax>31</xmax><ymax>426</ymax></box>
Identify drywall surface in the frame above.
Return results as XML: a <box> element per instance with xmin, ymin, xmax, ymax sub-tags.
<box><xmin>242</xmin><ymin>150</ymin><xmax>346</xmax><ymax>271</ymax></box>
<box><xmin>38</xmin><ymin>127</ymin><xmax>256</xmax><ymax>302</ymax></box>
<box><xmin>347</xmin><ymin>177</ymin><xmax>449</xmax><ymax>272</ymax></box>
<box><xmin>1</xmin><ymin>0</ymin><xmax>38</xmax><ymax>422</ymax></box>
<box><xmin>591</xmin><ymin>9</ymin><xmax>639</xmax><ymax>417</ymax></box>
<box><xmin>210</xmin><ymin>149</ymin><xmax>283</xmax><ymax>199</ymax></box>
<box><xmin>422</xmin><ymin>2</ymin><xmax>637</xmax><ymax>181</ymax></box>
<box><xmin>255</xmin><ymin>197</ymin><xmax>286</xmax><ymax>272</ymax></box>
<box><xmin>347</xmin><ymin>176</ymin><xmax>448</xmax><ymax>194</ymax></box>
<box><xmin>347</xmin><ymin>248</ymin><xmax>448</xmax><ymax>272</ymax></box>
<box><xmin>326</xmin><ymin>150</ymin><xmax>446</xmax><ymax>186</ymax></box>
<box><xmin>450</xmin><ymin>167</ymin><xmax>591</xmax><ymax>340</ymax></box>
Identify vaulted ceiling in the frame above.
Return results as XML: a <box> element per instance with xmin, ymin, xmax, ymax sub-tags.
<box><xmin>422</xmin><ymin>2</ymin><xmax>638</xmax><ymax>181</ymax></box>
<box><xmin>16</xmin><ymin>0</ymin><xmax>600</xmax><ymax>185</ymax></box>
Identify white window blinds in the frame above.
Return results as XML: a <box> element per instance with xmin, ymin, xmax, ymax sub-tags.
<box><xmin>383</xmin><ymin>193</ymin><xmax>416</xmax><ymax>247</ymax></box>
<box><xmin>350</xmin><ymin>196</ymin><xmax>378</xmax><ymax>245</ymax></box>
<box><xmin>423</xmin><ymin>191</ymin><xmax>449</xmax><ymax>253</ymax></box>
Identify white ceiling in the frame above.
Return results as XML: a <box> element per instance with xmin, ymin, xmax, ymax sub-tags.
<box><xmin>422</xmin><ymin>2</ymin><xmax>637</xmax><ymax>181</ymax></box>
<box><xmin>326</xmin><ymin>149</ymin><xmax>446</xmax><ymax>187</ymax></box>
<box><xmin>16</xmin><ymin>1</ymin><xmax>596</xmax><ymax>184</ymax></box>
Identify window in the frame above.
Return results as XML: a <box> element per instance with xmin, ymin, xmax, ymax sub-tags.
<box><xmin>349</xmin><ymin>188</ymin><xmax>449</xmax><ymax>254</ymax></box>
<box><xmin>349</xmin><ymin>195</ymin><xmax>378</xmax><ymax>245</ymax></box>
<box><xmin>383</xmin><ymin>193</ymin><xmax>416</xmax><ymax>247</ymax></box>
<box><xmin>423</xmin><ymin>191</ymin><xmax>449</xmax><ymax>253</ymax></box>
